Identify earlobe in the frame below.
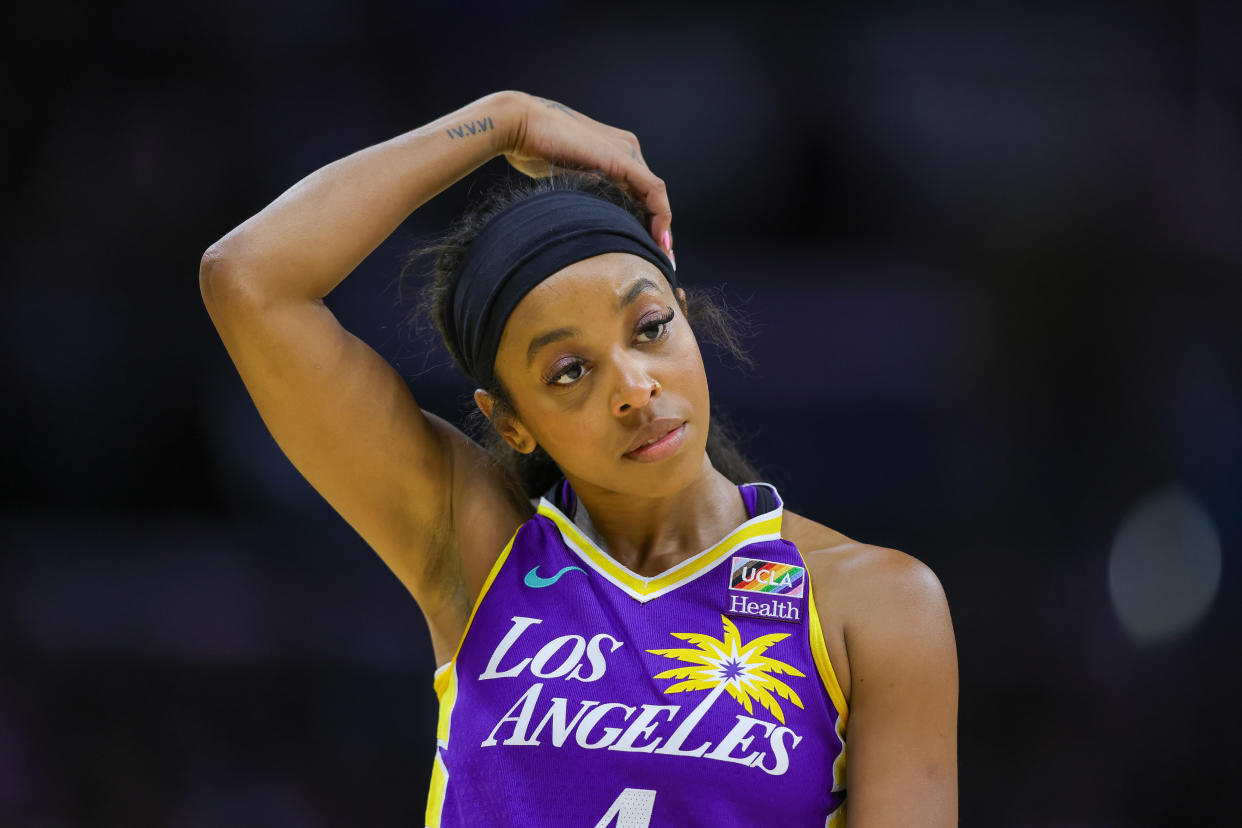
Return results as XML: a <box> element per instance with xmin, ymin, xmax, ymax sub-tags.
<box><xmin>675</xmin><ymin>287</ymin><xmax>688</xmax><ymax>314</ymax></box>
<box><xmin>504</xmin><ymin>423</ymin><xmax>538</xmax><ymax>455</ymax></box>
<box><xmin>507</xmin><ymin>418</ymin><xmax>538</xmax><ymax>453</ymax></box>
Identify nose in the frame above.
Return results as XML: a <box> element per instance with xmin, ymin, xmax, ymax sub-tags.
<box><xmin>610</xmin><ymin>350</ymin><xmax>661</xmax><ymax>416</ymax></box>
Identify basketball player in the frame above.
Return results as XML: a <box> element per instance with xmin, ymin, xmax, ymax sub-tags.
<box><xmin>200</xmin><ymin>91</ymin><xmax>957</xmax><ymax>826</ymax></box>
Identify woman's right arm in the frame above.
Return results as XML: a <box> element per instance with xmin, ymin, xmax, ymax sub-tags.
<box><xmin>199</xmin><ymin>91</ymin><xmax>669</xmax><ymax>661</ymax></box>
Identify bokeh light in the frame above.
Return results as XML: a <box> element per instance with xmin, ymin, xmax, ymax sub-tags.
<box><xmin>1108</xmin><ymin>486</ymin><xmax>1222</xmax><ymax>644</ymax></box>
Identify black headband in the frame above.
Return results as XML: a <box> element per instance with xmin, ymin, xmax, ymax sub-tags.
<box><xmin>447</xmin><ymin>190</ymin><xmax>678</xmax><ymax>389</ymax></box>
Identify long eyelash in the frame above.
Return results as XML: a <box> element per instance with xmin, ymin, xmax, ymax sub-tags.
<box><xmin>545</xmin><ymin>359</ymin><xmax>585</xmax><ymax>386</ymax></box>
<box><xmin>640</xmin><ymin>307</ymin><xmax>676</xmax><ymax>337</ymax></box>
<box><xmin>544</xmin><ymin>307</ymin><xmax>676</xmax><ymax>386</ymax></box>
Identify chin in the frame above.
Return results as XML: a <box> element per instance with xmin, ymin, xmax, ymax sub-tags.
<box><xmin>616</xmin><ymin>436</ymin><xmax>708</xmax><ymax>496</ymax></box>
<box><xmin>558</xmin><ymin>425</ymin><xmax>708</xmax><ymax>498</ymax></box>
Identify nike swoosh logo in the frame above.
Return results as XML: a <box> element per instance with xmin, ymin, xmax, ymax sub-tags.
<box><xmin>524</xmin><ymin>565</ymin><xmax>586</xmax><ymax>588</ymax></box>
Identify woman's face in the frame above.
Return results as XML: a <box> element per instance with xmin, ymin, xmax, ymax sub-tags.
<box><xmin>486</xmin><ymin>251</ymin><xmax>710</xmax><ymax>498</ymax></box>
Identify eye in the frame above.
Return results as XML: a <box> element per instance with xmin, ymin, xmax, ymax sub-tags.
<box><xmin>547</xmin><ymin>359</ymin><xmax>588</xmax><ymax>386</ymax></box>
<box><xmin>636</xmin><ymin>307</ymin><xmax>675</xmax><ymax>343</ymax></box>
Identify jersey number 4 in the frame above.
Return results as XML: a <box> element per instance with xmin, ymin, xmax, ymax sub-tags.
<box><xmin>593</xmin><ymin>788</ymin><xmax>656</xmax><ymax>828</ymax></box>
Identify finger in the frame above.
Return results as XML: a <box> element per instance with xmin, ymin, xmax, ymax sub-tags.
<box><xmin>609</xmin><ymin>156</ymin><xmax>672</xmax><ymax>256</ymax></box>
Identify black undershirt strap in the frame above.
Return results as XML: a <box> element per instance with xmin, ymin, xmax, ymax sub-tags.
<box><xmin>752</xmin><ymin>483</ymin><xmax>777</xmax><ymax>517</ymax></box>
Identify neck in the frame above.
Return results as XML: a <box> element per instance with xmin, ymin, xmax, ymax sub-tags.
<box><xmin>563</xmin><ymin>455</ymin><xmax>750</xmax><ymax>577</ymax></box>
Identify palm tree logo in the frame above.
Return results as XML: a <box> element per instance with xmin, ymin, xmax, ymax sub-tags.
<box><xmin>647</xmin><ymin>615</ymin><xmax>805</xmax><ymax>725</ymax></box>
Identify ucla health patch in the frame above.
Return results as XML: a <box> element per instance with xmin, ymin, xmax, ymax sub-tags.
<box><xmin>730</xmin><ymin>557</ymin><xmax>806</xmax><ymax>597</ymax></box>
<box><xmin>726</xmin><ymin>557</ymin><xmax>806</xmax><ymax>623</ymax></box>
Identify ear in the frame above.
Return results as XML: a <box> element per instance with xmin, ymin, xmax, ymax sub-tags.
<box><xmin>675</xmin><ymin>286</ymin><xmax>688</xmax><ymax>314</ymax></box>
<box><xmin>473</xmin><ymin>389</ymin><xmax>537</xmax><ymax>454</ymax></box>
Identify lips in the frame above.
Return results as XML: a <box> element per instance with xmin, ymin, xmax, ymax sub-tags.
<box><xmin>623</xmin><ymin>417</ymin><xmax>687</xmax><ymax>456</ymax></box>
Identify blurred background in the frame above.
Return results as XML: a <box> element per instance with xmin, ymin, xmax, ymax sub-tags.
<box><xmin>5</xmin><ymin>0</ymin><xmax>1240</xmax><ymax>824</ymax></box>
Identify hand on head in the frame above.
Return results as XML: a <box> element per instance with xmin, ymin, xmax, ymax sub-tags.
<box><xmin>500</xmin><ymin>92</ymin><xmax>674</xmax><ymax>262</ymax></box>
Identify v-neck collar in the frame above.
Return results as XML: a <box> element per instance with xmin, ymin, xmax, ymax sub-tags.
<box><xmin>535</xmin><ymin>482</ymin><xmax>784</xmax><ymax>604</ymax></box>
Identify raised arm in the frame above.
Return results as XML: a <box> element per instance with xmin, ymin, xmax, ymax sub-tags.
<box><xmin>199</xmin><ymin>91</ymin><xmax>670</xmax><ymax>661</ymax></box>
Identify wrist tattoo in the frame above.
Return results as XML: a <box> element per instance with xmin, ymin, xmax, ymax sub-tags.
<box><xmin>445</xmin><ymin>116</ymin><xmax>495</xmax><ymax>140</ymax></box>
<box><xmin>535</xmin><ymin>96</ymin><xmax>577</xmax><ymax>120</ymax></box>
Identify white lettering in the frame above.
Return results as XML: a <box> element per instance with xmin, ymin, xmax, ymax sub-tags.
<box><xmin>481</xmin><ymin>683</ymin><xmax>544</xmax><ymax>746</ymax></box>
<box><xmin>479</xmin><ymin>684</ymin><xmax>805</xmax><ymax>776</ymax></box>
<box><xmin>479</xmin><ymin>616</ymin><xmax>542</xmax><ymax>680</ymax></box>
<box><xmin>530</xmin><ymin>697</ymin><xmax>599</xmax><ymax>747</ymax></box>
<box><xmin>608</xmin><ymin>704</ymin><xmax>679</xmax><ymax>753</ymax></box>
<box><xmin>653</xmin><ymin>684</ymin><xmax>725</xmax><ymax>758</ymax></box>
<box><xmin>568</xmin><ymin>633</ymin><xmax>624</xmax><ymax>682</ymax></box>
<box><xmin>480</xmin><ymin>619</ymin><xmax>627</xmax><ymax>682</ymax></box>
<box><xmin>575</xmin><ymin>703</ymin><xmax>636</xmax><ymax>749</ymax></box>
<box><xmin>729</xmin><ymin>595</ymin><xmax>800</xmax><ymax>621</ymax></box>
<box><xmin>759</xmin><ymin>726</ymin><xmax>802</xmax><ymax>775</ymax></box>
<box><xmin>703</xmin><ymin>715</ymin><xmax>774</xmax><ymax>766</ymax></box>
<box><xmin>530</xmin><ymin>634</ymin><xmax>586</xmax><ymax>679</ymax></box>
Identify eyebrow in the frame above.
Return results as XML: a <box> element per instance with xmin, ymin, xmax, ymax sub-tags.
<box><xmin>526</xmin><ymin>325</ymin><xmax>582</xmax><ymax>365</ymax></box>
<box><xmin>524</xmin><ymin>277</ymin><xmax>663</xmax><ymax>366</ymax></box>
<box><xmin>618</xmin><ymin>277</ymin><xmax>661</xmax><ymax>312</ymax></box>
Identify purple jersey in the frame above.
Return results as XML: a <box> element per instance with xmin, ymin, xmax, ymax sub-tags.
<box><xmin>426</xmin><ymin>481</ymin><xmax>848</xmax><ymax>827</ymax></box>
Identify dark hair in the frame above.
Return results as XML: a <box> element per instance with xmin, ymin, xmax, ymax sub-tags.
<box><xmin>400</xmin><ymin>171</ymin><xmax>759</xmax><ymax>499</ymax></box>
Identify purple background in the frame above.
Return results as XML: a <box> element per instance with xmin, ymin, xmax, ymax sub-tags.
<box><xmin>5</xmin><ymin>0</ymin><xmax>1240</xmax><ymax>825</ymax></box>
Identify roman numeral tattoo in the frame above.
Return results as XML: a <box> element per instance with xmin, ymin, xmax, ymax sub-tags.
<box><xmin>445</xmin><ymin>116</ymin><xmax>495</xmax><ymax>140</ymax></box>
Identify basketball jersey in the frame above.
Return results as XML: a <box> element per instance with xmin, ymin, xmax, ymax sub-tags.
<box><xmin>426</xmin><ymin>480</ymin><xmax>848</xmax><ymax>827</ymax></box>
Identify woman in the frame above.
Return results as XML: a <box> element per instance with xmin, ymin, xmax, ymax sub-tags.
<box><xmin>200</xmin><ymin>90</ymin><xmax>957</xmax><ymax>826</ymax></box>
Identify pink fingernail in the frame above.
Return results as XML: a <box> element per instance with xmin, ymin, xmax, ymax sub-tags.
<box><xmin>661</xmin><ymin>229</ymin><xmax>671</xmax><ymax>252</ymax></box>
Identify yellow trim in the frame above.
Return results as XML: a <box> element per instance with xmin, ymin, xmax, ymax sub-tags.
<box><xmin>426</xmin><ymin>526</ymin><xmax>519</xmax><ymax>827</ymax></box>
<box><xmin>833</xmin><ymin>713</ymin><xmax>848</xmax><ymax>793</ymax></box>
<box><xmin>434</xmin><ymin>665</ymin><xmax>456</xmax><ymax>745</ymax></box>
<box><xmin>807</xmin><ymin>577</ymin><xmax>849</xmax><ymax>723</ymax></box>
<box><xmin>424</xmin><ymin>752</ymin><xmax>448</xmax><ymax>828</ymax></box>
<box><xmin>439</xmin><ymin>525</ymin><xmax>520</xmax><ymax>670</ymax></box>
<box><xmin>809</xmin><ymin>575</ymin><xmax>849</xmax><ymax>815</ymax></box>
<box><xmin>537</xmin><ymin>495</ymin><xmax>783</xmax><ymax>602</ymax></box>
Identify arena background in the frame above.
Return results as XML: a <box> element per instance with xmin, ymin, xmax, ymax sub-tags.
<box><xmin>5</xmin><ymin>1</ymin><xmax>1240</xmax><ymax>824</ymax></box>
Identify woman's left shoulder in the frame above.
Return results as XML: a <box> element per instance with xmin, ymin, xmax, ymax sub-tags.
<box><xmin>783</xmin><ymin>508</ymin><xmax>945</xmax><ymax>597</ymax></box>
<box><xmin>782</xmin><ymin>508</ymin><xmax>955</xmax><ymax>705</ymax></box>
